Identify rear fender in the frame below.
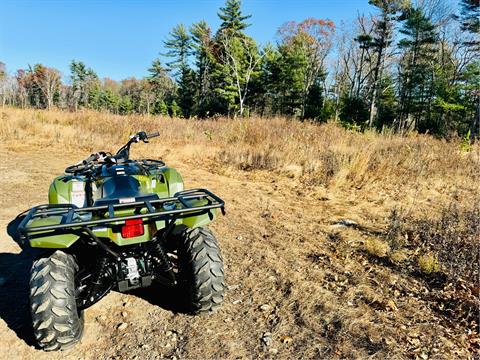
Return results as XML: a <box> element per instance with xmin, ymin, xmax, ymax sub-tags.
<box><xmin>179</xmin><ymin>198</ymin><xmax>218</xmax><ymax>229</ymax></box>
<box><xmin>26</xmin><ymin>216</ymin><xmax>80</xmax><ymax>248</ymax></box>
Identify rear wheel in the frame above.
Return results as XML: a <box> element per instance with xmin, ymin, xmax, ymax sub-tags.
<box><xmin>177</xmin><ymin>227</ymin><xmax>225</xmax><ymax>313</ymax></box>
<box><xmin>30</xmin><ymin>250</ymin><xmax>84</xmax><ymax>351</ymax></box>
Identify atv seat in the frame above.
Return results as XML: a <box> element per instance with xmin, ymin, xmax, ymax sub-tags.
<box><xmin>94</xmin><ymin>176</ymin><xmax>159</xmax><ymax>206</ymax></box>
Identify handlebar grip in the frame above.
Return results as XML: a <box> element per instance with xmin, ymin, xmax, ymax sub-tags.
<box><xmin>147</xmin><ymin>131</ymin><xmax>160</xmax><ymax>139</ymax></box>
<box><xmin>83</xmin><ymin>153</ymin><xmax>97</xmax><ymax>164</ymax></box>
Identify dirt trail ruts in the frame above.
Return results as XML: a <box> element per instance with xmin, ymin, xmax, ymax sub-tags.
<box><xmin>0</xmin><ymin>143</ymin><xmax>473</xmax><ymax>359</ymax></box>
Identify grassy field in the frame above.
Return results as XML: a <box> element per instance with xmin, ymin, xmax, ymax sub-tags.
<box><xmin>0</xmin><ymin>108</ymin><xmax>478</xmax><ymax>359</ymax></box>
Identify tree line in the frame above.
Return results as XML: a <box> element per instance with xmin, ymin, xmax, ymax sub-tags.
<box><xmin>0</xmin><ymin>0</ymin><xmax>478</xmax><ymax>138</ymax></box>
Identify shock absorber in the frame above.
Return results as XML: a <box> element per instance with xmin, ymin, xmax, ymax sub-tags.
<box><xmin>84</xmin><ymin>257</ymin><xmax>114</xmax><ymax>307</ymax></box>
<box><xmin>152</xmin><ymin>241</ymin><xmax>176</xmax><ymax>283</ymax></box>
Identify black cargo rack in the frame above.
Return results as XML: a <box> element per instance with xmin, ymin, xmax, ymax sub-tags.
<box><xmin>18</xmin><ymin>188</ymin><xmax>225</xmax><ymax>236</ymax></box>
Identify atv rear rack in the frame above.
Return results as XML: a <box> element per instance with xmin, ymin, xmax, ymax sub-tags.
<box><xmin>18</xmin><ymin>188</ymin><xmax>225</xmax><ymax>235</ymax></box>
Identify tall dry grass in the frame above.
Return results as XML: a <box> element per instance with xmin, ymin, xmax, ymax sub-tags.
<box><xmin>1</xmin><ymin>107</ymin><xmax>478</xmax><ymax>211</ymax></box>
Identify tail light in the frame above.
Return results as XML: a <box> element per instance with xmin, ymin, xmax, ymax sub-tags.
<box><xmin>121</xmin><ymin>219</ymin><xmax>144</xmax><ymax>238</ymax></box>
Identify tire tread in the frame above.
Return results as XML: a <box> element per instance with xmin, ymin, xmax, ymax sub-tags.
<box><xmin>30</xmin><ymin>250</ymin><xmax>83</xmax><ymax>351</ymax></box>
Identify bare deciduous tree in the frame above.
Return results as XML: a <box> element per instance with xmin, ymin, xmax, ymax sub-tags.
<box><xmin>33</xmin><ymin>65</ymin><xmax>61</xmax><ymax>110</ymax></box>
<box><xmin>219</xmin><ymin>31</ymin><xmax>265</xmax><ymax>116</ymax></box>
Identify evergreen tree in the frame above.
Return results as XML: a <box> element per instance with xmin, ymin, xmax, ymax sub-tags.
<box><xmin>458</xmin><ymin>0</ymin><xmax>480</xmax><ymax>36</ymax></box>
<box><xmin>456</xmin><ymin>0</ymin><xmax>479</xmax><ymax>140</ymax></box>
<box><xmin>190</xmin><ymin>21</ymin><xmax>215</xmax><ymax>116</ymax></box>
<box><xmin>164</xmin><ymin>24</ymin><xmax>192</xmax><ymax>75</ymax></box>
<box><xmin>397</xmin><ymin>7</ymin><xmax>437</xmax><ymax>131</ymax></box>
<box><xmin>218</xmin><ymin>0</ymin><xmax>251</xmax><ymax>35</ymax></box>
<box><xmin>148</xmin><ymin>59</ymin><xmax>175</xmax><ymax>114</ymax></box>
<box><xmin>70</xmin><ymin>60</ymin><xmax>98</xmax><ymax>110</ymax></box>
<box><xmin>163</xmin><ymin>24</ymin><xmax>195</xmax><ymax>117</ymax></box>
<box><xmin>366</xmin><ymin>0</ymin><xmax>403</xmax><ymax>127</ymax></box>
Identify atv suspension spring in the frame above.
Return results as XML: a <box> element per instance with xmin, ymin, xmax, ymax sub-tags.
<box><xmin>152</xmin><ymin>242</ymin><xmax>176</xmax><ymax>282</ymax></box>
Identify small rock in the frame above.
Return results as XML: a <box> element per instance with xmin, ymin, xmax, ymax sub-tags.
<box><xmin>227</xmin><ymin>284</ymin><xmax>240</xmax><ymax>291</ymax></box>
<box><xmin>260</xmin><ymin>304</ymin><xmax>271</xmax><ymax>312</ymax></box>
<box><xmin>123</xmin><ymin>301</ymin><xmax>130</xmax><ymax>307</ymax></box>
<box><xmin>224</xmin><ymin>317</ymin><xmax>232</xmax><ymax>323</ymax></box>
<box><xmin>236</xmin><ymin>235</ymin><xmax>243</xmax><ymax>240</ymax></box>
<box><xmin>232</xmin><ymin>299</ymin><xmax>242</xmax><ymax>305</ymax></box>
<box><xmin>165</xmin><ymin>331</ymin><xmax>173</xmax><ymax>337</ymax></box>
<box><xmin>261</xmin><ymin>332</ymin><xmax>272</xmax><ymax>347</ymax></box>
<box><xmin>117</xmin><ymin>323</ymin><xmax>128</xmax><ymax>331</ymax></box>
<box><xmin>268</xmin><ymin>348</ymin><xmax>279</xmax><ymax>354</ymax></box>
<box><xmin>96</xmin><ymin>315</ymin><xmax>106</xmax><ymax>322</ymax></box>
<box><xmin>121</xmin><ymin>311</ymin><xmax>128</xmax><ymax>318</ymax></box>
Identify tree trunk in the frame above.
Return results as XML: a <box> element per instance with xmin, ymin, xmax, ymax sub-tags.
<box><xmin>470</xmin><ymin>95</ymin><xmax>480</xmax><ymax>143</ymax></box>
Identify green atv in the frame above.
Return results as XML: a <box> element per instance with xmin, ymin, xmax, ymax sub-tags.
<box><xmin>14</xmin><ymin>131</ymin><xmax>225</xmax><ymax>351</ymax></box>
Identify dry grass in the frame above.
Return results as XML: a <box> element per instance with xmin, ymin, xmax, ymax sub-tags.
<box><xmin>1</xmin><ymin>107</ymin><xmax>478</xmax><ymax>205</ymax></box>
<box><xmin>1</xmin><ymin>107</ymin><xmax>479</xmax><ymax>359</ymax></box>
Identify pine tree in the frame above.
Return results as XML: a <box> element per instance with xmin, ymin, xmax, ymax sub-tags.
<box><xmin>218</xmin><ymin>0</ymin><xmax>251</xmax><ymax>35</ymax></box>
<box><xmin>148</xmin><ymin>58</ymin><xmax>175</xmax><ymax>114</ymax></box>
<box><xmin>458</xmin><ymin>0</ymin><xmax>480</xmax><ymax>36</ymax></box>
<box><xmin>456</xmin><ymin>0</ymin><xmax>479</xmax><ymax>140</ymax></box>
<box><xmin>163</xmin><ymin>24</ymin><xmax>192</xmax><ymax>76</ymax></box>
<box><xmin>397</xmin><ymin>7</ymin><xmax>437</xmax><ymax>131</ymax></box>
<box><xmin>70</xmin><ymin>60</ymin><xmax>98</xmax><ymax>110</ymax></box>
<box><xmin>163</xmin><ymin>24</ymin><xmax>195</xmax><ymax>117</ymax></box>
<box><xmin>190</xmin><ymin>21</ymin><xmax>215</xmax><ymax>116</ymax></box>
<box><xmin>366</xmin><ymin>0</ymin><xmax>403</xmax><ymax>127</ymax></box>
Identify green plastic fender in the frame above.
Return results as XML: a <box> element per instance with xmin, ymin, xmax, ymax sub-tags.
<box><xmin>49</xmin><ymin>175</ymin><xmax>87</xmax><ymax>206</ymax></box>
<box><xmin>161</xmin><ymin>167</ymin><xmax>184</xmax><ymax>196</ymax></box>
<box><xmin>27</xmin><ymin>216</ymin><xmax>80</xmax><ymax>248</ymax></box>
<box><xmin>181</xmin><ymin>198</ymin><xmax>218</xmax><ymax>228</ymax></box>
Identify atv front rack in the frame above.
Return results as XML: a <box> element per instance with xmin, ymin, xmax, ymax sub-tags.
<box><xmin>18</xmin><ymin>188</ymin><xmax>225</xmax><ymax>235</ymax></box>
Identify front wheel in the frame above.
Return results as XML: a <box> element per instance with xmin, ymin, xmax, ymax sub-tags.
<box><xmin>30</xmin><ymin>250</ymin><xmax>84</xmax><ymax>351</ymax></box>
<box><xmin>177</xmin><ymin>227</ymin><xmax>225</xmax><ymax>313</ymax></box>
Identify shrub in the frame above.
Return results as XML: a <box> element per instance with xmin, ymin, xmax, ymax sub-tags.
<box><xmin>364</xmin><ymin>238</ymin><xmax>391</xmax><ymax>258</ymax></box>
<box><xmin>417</xmin><ymin>253</ymin><xmax>440</xmax><ymax>274</ymax></box>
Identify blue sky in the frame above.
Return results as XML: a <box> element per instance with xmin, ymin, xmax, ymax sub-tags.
<box><xmin>1</xmin><ymin>0</ymin><xmax>375</xmax><ymax>81</ymax></box>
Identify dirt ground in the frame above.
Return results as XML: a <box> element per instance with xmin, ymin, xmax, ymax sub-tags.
<box><xmin>0</xmin><ymin>140</ymin><xmax>476</xmax><ymax>360</ymax></box>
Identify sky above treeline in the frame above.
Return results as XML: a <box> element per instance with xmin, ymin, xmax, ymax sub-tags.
<box><xmin>0</xmin><ymin>0</ymin><xmax>447</xmax><ymax>81</ymax></box>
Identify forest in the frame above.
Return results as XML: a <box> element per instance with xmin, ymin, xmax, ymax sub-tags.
<box><xmin>0</xmin><ymin>0</ymin><xmax>478</xmax><ymax>138</ymax></box>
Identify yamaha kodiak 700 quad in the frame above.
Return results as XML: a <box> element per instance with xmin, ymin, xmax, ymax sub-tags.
<box><xmin>13</xmin><ymin>131</ymin><xmax>225</xmax><ymax>351</ymax></box>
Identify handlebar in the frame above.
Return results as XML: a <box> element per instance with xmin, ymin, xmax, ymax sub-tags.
<box><xmin>83</xmin><ymin>153</ymin><xmax>98</xmax><ymax>164</ymax></box>
<box><xmin>65</xmin><ymin>131</ymin><xmax>159</xmax><ymax>175</ymax></box>
<box><xmin>146</xmin><ymin>131</ymin><xmax>159</xmax><ymax>139</ymax></box>
<box><xmin>114</xmin><ymin>130</ymin><xmax>160</xmax><ymax>163</ymax></box>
